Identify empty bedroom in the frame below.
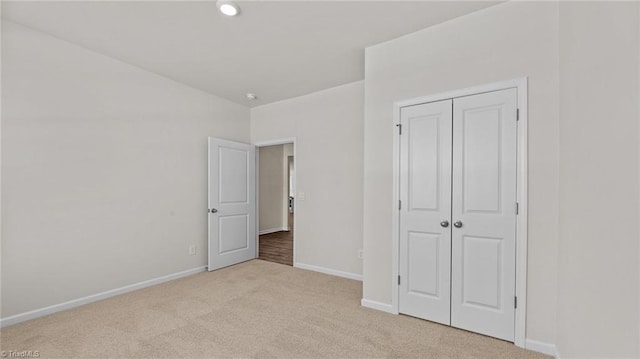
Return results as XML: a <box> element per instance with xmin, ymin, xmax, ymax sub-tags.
<box><xmin>1</xmin><ymin>1</ymin><xmax>639</xmax><ymax>358</ymax></box>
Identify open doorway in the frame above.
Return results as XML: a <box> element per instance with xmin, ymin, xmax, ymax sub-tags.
<box><xmin>256</xmin><ymin>142</ymin><xmax>295</xmax><ymax>266</ymax></box>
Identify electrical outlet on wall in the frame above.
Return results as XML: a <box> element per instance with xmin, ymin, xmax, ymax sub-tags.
<box><xmin>189</xmin><ymin>245</ymin><xmax>197</xmax><ymax>256</ymax></box>
<box><xmin>358</xmin><ymin>249</ymin><xmax>364</xmax><ymax>259</ymax></box>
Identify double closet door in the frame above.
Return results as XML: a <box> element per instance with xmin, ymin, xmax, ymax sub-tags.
<box><xmin>398</xmin><ymin>88</ymin><xmax>518</xmax><ymax>342</ymax></box>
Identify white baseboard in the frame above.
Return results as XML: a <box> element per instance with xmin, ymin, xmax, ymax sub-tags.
<box><xmin>525</xmin><ymin>339</ymin><xmax>558</xmax><ymax>358</ymax></box>
<box><xmin>361</xmin><ymin>298</ymin><xmax>395</xmax><ymax>314</ymax></box>
<box><xmin>259</xmin><ymin>227</ymin><xmax>289</xmax><ymax>235</ymax></box>
<box><xmin>0</xmin><ymin>266</ymin><xmax>207</xmax><ymax>328</ymax></box>
<box><xmin>294</xmin><ymin>262</ymin><xmax>362</xmax><ymax>281</ymax></box>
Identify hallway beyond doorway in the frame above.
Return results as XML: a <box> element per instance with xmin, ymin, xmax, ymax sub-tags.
<box><xmin>258</xmin><ymin>213</ymin><xmax>293</xmax><ymax>266</ymax></box>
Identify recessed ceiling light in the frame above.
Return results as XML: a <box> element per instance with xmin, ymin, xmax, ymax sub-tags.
<box><xmin>217</xmin><ymin>0</ymin><xmax>240</xmax><ymax>17</ymax></box>
<box><xmin>246</xmin><ymin>93</ymin><xmax>257</xmax><ymax>100</ymax></box>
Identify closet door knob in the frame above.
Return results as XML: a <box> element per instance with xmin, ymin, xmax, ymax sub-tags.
<box><xmin>440</xmin><ymin>221</ymin><xmax>449</xmax><ymax>228</ymax></box>
<box><xmin>453</xmin><ymin>221</ymin><xmax>463</xmax><ymax>228</ymax></box>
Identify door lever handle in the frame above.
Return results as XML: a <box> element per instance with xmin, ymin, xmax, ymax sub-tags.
<box><xmin>209</xmin><ymin>208</ymin><xmax>218</xmax><ymax>213</ymax></box>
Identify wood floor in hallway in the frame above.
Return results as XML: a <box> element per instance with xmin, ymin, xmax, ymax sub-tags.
<box><xmin>258</xmin><ymin>213</ymin><xmax>293</xmax><ymax>266</ymax></box>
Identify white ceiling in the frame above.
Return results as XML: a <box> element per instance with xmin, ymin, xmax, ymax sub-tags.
<box><xmin>2</xmin><ymin>1</ymin><xmax>498</xmax><ymax>107</ymax></box>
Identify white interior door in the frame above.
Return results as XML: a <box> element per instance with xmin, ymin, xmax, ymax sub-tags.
<box><xmin>208</xmin><ymin>137</ymin><xmax>256</xmax><ymax>271</ymax></box>
<box><xmin>399</xmin><ymin>99</ymin><xmax>452</xmax><ymax>325</ymax></box>
<box><xmin>450</xmin><ymin>88</ymin><xmax>517</xmax><ymax>341</ymax></box>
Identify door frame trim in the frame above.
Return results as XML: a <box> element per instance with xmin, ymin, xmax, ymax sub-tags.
<box><xmin>391</xmin><ymin>78</ymin><xmax>528</xmax><ymax>348</ymax></box>
<box><xmin>253</xmin><ymin>137</ymin><xmax>297</xmax><ymax>266</ymax></box>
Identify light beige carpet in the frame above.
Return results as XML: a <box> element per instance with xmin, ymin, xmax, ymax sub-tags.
<box><xmin>0</xmin><ymin>260</ymin><xmax>548</xmax><ymax>358</ymax></box>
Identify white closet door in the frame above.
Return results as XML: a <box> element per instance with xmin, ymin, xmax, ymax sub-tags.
<box><xmin>450</xmin><ymin>89</ymin><xmax>517</xmax><ymax>341</ymax></box>
<box><xmin>399</xmin><ymin>99</ymin><xmax>452</xmax><ymax>325</ymax></box>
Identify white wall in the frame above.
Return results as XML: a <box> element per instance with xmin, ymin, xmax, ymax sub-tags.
<box><xmin>557</xmin><ymin>2</ymin><xmax>639</xmax><ymax>357</ymax></box>
<box><xmin>258</xmin><ymin>144</ymin><xmax>287</xmax><ymax>233</ymax></box>
<box><xmin>251</xmin><ymin>81</ymin><xmax>364</xmax><ymax>278</ymax></box>
<box><xmin>363</xmin><ymin>2</ymin><xmax>560</xmax><ymax>345</ymax></box>
<box><xmin>1</xmin><ymin>21</ymin><xmax>250</xmax><ymax>318</ymax></box>
<box><xmin>0</xmin><ymin>13</ymin><xmax>5</xmax><ymax>320</ymax></box>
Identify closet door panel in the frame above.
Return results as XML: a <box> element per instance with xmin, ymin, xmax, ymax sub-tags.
<box><xmin>451</xmin><ymin>88</ymin><xmax>518</xmax><ymax>341</ymax></box>
<box><xmin>398</xmin><ymin>99</ymin><xmax>452</xmax><ymax>325</ymax></box>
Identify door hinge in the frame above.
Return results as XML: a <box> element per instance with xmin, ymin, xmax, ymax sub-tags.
<box><xmin>514</xmin><ymin>296</ymin><xmax>518</xmax><ymax>309</ymax></box>
<box><xmin>516</xmin><ymin>202</ymin><xmax>519</xmax><ymax>215</ymax></box>
<box><xmin>398</xmin><ymin>200</ymin><xmax>402</xmax><ymax>210</ymax></box>
<box><xmin>396</xmin><ymin>123</ymin><xmax>402</xmax><ymax>135</ymax></box>
<box><xmin>516</xmin><ymin>109</ymin><xmax>520</xmax><ymax>121</ymax></box>
<box><xmin>398</xmin><ymin>275</ymin><xmax>401</xmax><ymax>285</ymax></box>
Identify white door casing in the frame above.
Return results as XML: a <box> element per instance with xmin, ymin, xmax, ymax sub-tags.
<box><xmin>398</xmin><ymin>100</ymin><xmax>453</xmax><ymax>325</ymax></box>
<box><xmin>391</xmin><ymin>79</ymin><xmax>527</xmax><ymax>347</ymax></box>
<box><xmin>208</xmin><ymin>137</ymin><xmax>256</xmax><ymax>271</ymax></box>
<box><xmin>450</xmin><ymin>88</ymin><xmax>518</xmax><ymax>341</ymax></box>
<box><xmin>395</xmin><ymin>86</ymin><xmax>520</xmax><ymax>342</ymax></box>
